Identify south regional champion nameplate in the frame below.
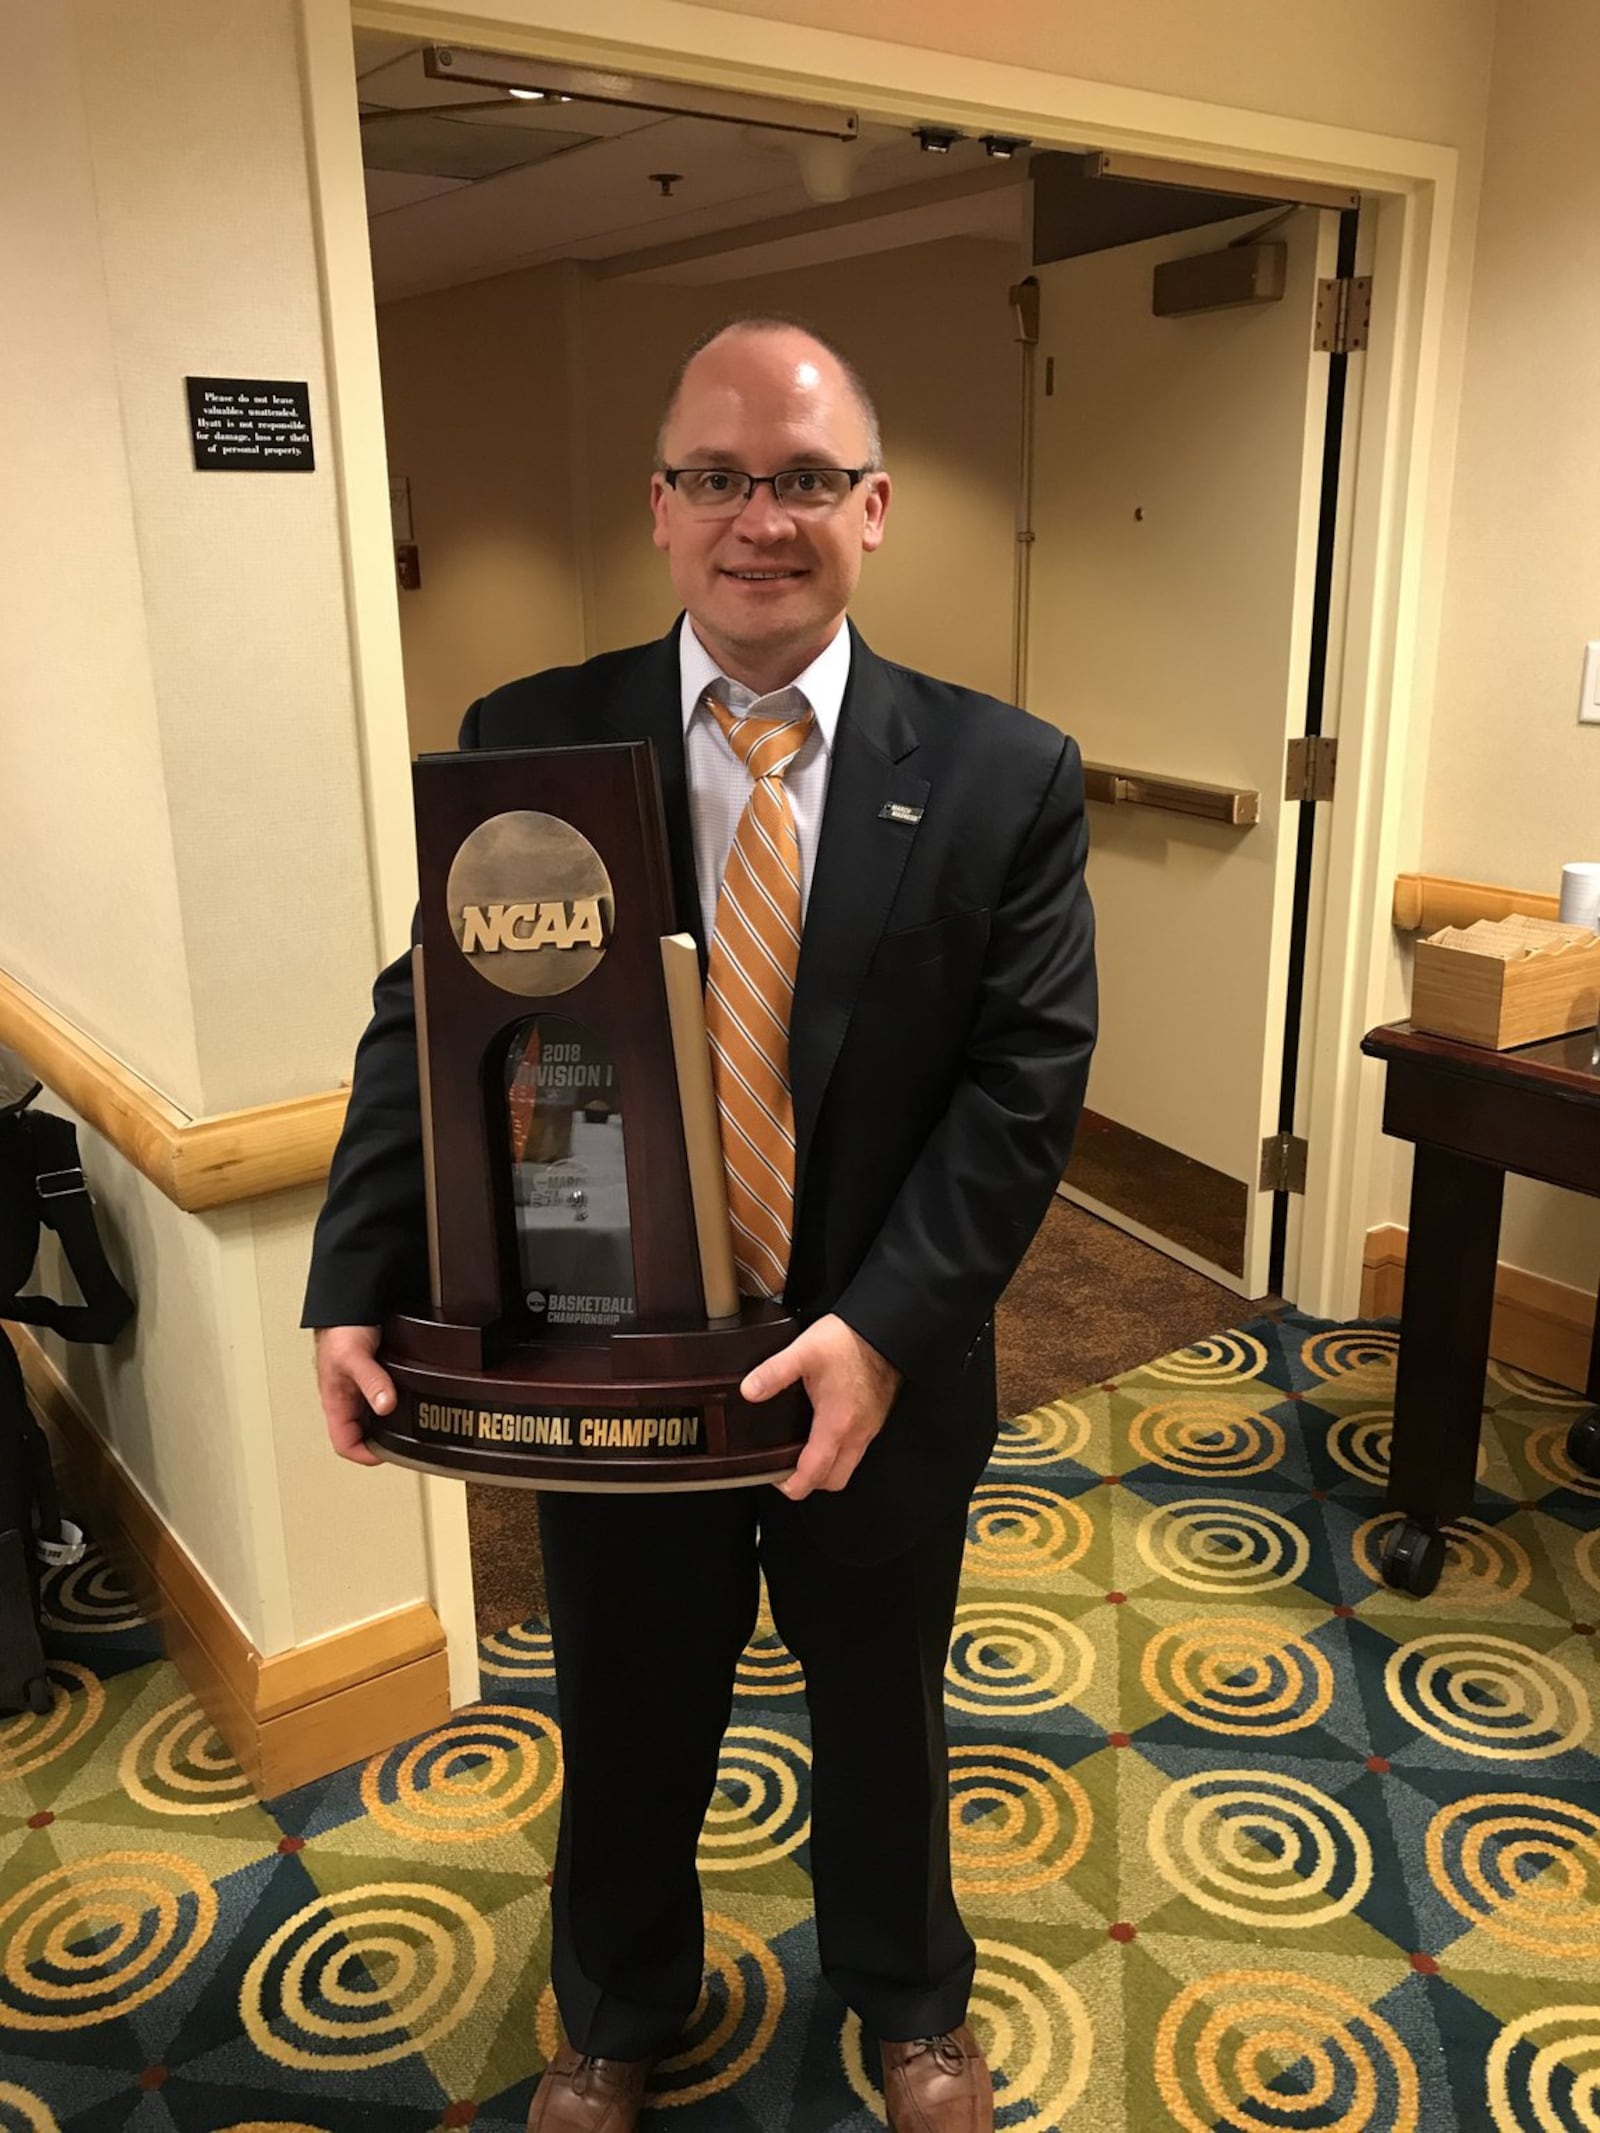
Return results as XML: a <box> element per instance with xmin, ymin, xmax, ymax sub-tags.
<box><xmin>417</xmin><ymin>1399</ymin><xmax>706</xmax><ymax>1456</ymax></box>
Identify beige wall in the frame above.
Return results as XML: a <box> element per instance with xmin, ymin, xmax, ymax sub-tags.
<box><xmin>0</xmin><ymin>11</ymin><xmax>198</xmax><ymax>1106</ymax></box>
<box><xmin>1410</xmin><ymin>0</ymin><xmax>1600</xmax><ymax>1292</ymax></box>
<box><xmin>691</xmin><ymin>0</ymin><xmax>1495</xmax><ymax>148</ymax></box>
<box><xmin>251</xmin><ymin>1187</ymin><xmax>434</xmax><ymax>1639</ymax></box>
<box><xmin>1</xmin><ymin>0</ymin><xmax>385</xmax><ymax>1119</ymax></box>
<box><xmin>379</xmin><ymin>261</ymin><xmax>589</xmax><ymax>754</ymax></box>
<box><xmin>378</xmin><ymin>235</ymin><xmax>1025</xmax><ymax>741</ymax></box>
<box><xmin>6</xmin><ymin>0</ymin><xmax>439</xmax><ymax>1662</ymax></box>
<box><xmin>70</xmin><ymin>0</ymin><xmax>380</xmax><ymax>1120</ymax></box>
<box><xmin>1425</xmin><ymin>0</ymin><xmax>1600</xmax><ymax>900</ymax></box>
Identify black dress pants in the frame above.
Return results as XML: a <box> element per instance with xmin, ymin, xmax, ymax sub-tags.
<box><xmin>536</xmin><ymin>1485</ymin><xmax>975</xmax><ymax>2059</ymax></box>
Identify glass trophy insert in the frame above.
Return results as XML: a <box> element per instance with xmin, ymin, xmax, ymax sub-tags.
<box><xmin>506</xmin><ymin>1016</ymin><xmax>633</xmax><ymax>1332</ymax></box>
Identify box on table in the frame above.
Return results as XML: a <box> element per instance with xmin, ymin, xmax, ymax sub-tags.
<box><xmin>1411</xmin><ymin>913</ymin><xmax>1600</xmax><ymax>1048</ymax></box>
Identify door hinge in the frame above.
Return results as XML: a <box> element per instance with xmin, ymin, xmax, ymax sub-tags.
<box><xmin>1285</xmin><ymin>735</ymin><xmax>1338</xmax><ymax>803</ymax></box>
<box><xmin>1314</xmin><ymin>274</ymin><xmax>1372</xmax><ymax>353</ymax></box>
<box><xmin>1260</xmin><ymin>1132</ymin><xmax>1308</xmax><ymax>1195</ymax></box>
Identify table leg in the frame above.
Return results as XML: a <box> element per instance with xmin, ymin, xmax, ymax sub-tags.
<box><xmin>1383</xmin><ymin>1144</ymin><xmax>1503</xmax><ymax>1590</ymax></box>
<box><xmin>1565</xmin><ymin>1283</ymin><xmax>1600</xmax><ymax>1480</ymax></box>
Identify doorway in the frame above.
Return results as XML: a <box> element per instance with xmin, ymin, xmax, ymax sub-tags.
<box><xmin>355</xmin><ymin>30</ymin><xmax>1363</xmax><ymax>1304</ymax></box>
<box><xmin>1027</xmin><ymin>181</ymin><xmax>1364</xmax><ymax>1300</ymax></box>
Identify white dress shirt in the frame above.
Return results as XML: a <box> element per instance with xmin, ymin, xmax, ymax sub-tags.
<box><xmin>678</xmin><ymin>618</ymin><xmax>850</xmax><ymax>948</ymax></box>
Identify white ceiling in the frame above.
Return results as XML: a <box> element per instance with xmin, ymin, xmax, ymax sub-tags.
<box><xmin>352</xmin><ymin>31</ymin><xmax>1035</xmax><ymax>303</ymax></box>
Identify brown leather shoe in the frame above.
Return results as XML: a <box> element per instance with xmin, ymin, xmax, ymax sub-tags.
<box><xmin>525</xmin><ymin>2038</ymin><xmax>655</xmax><ymax>2131</ymax></box>
<box><xmin>880</xmin><ymin>2026</ymin><xmax>994</xmax><ymax>2133</ymax></box>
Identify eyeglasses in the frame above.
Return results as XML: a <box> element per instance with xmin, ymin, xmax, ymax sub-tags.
<box><xmin>661</xmin><ymin>465</ymin><xmax>871</xmax><ymax>515</ymax></box>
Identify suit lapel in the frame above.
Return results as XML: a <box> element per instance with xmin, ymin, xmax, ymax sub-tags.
<box><xmin>791</xmin><ymin>628</ymin><xmax>928</xmax><ymax>1209</ymax></box>
<box><xmin>598</xmin><ymin>621</ymin><xmax>707</xmax><ymax>957</ymax></box>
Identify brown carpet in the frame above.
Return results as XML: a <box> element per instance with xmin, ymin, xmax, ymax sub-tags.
<box><xmin>465</xmin><ymin>1481</ymin><xmax>549</xmax><ymax>1640</ymax></box>
<box><xmin>995</xmin><ymin>1193</ymin><xmax>1273</xmax><ymax>1416</ymax></box>
<box><xmin>465</xmin><ymin>1196</ymin><xmax>1267</xmax><ymax>1637</ymax></box>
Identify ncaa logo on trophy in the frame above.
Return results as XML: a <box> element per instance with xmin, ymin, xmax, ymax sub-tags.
<box><xmin>449</xmin><ymin>811</ymin><xmax>614</xmax><ymax>980</ymax></box>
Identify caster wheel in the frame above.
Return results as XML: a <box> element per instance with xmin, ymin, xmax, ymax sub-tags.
<box><xmin>25</xmin><ymin>1675</ymin><xmax>52</xmax><ymax>1715</ymax></box>
<box><xmin>1382</xmin><ymin>1520</ymin><xmax>1446</xmax><ymax>1597</ymax></box>
<box><xmin>1566</xmin><ymin>1410</ymin><xmax>1600</xmax><ymax>1480</ymax></box>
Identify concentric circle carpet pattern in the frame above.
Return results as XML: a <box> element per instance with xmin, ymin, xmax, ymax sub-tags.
<box><xmin>4</xmin><ymin>1310</ymin><xmax>1600</xmax><ymax>2130</ymax></box>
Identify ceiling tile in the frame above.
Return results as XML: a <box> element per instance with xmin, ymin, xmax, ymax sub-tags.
<box><xmin>364</xmin><ymin>168</ymin><xmax>471</xmax><ymax>216</ymax></box>
<box><xmin>356</xmin><ymin>47</ymin><xmax>1040</xmax><ymax>301</ymax></box>
<box><xmin>362</xmin><ymin>113</ymin><xmax>597</xmax><ymax>182</ymax></box>
<box><xmin>351</xmin><ymin>29</ymin><xmax>417</xmax><ymax>80</ymax></box>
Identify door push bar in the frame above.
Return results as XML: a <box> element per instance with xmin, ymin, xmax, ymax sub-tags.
<box><xmin>1082</xmin><ymin>761</ymin><xmax>1260</xmax><ymax>827</ymax></box>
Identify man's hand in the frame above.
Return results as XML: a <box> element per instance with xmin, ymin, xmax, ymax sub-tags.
<box><xmin>741</xmin><ymin>1313</ymin><xmax>903</xmax><ymax>1502</ymax></box>
<box><xmin>314</xmin><ymin>1326</ymin><xmax>394</xmax><ymax>1468</ymax></box>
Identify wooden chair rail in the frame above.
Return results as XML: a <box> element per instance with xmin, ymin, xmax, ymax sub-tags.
<box><xmin>1392</xmin><ymin>872</ymin><xmax>1560</xmax><ymax>934</ymax></box>
<box><xmin>0</xmin><ymin>967</ymin><xmax>346</xmax><ymax>1211</ymax></box>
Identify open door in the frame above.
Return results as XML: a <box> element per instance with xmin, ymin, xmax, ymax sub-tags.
<box><xmin>1025</xmin><ymin>201</ymin><xmax>1347</xmax><ymax>1297</ymax></box>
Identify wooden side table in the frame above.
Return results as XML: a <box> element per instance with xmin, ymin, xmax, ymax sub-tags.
<box><xmin>1359</xmin><ymin>1021</ymin><xmax>1600</xmax><ymax>1594</ymax></box>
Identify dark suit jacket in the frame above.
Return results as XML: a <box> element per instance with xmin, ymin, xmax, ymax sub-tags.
<box><xmin>304</xmin><ymin>622</ymin><xmax>1096</xmax><ymax>1561</ymax></box>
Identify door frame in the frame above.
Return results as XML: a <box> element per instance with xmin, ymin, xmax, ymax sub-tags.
<box><xmin>295</xmin><ymin>0</ymin><xmax>1468</xmax><ymax>1679</ymax></box>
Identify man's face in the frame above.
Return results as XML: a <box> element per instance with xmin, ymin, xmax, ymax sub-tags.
<box><xmin>650</xmin><ymin>328</ymin><xmax>890</xmax><ymax>681</ymax></box>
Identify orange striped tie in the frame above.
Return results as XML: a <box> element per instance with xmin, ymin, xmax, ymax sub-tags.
<box><xmin>702</xmin><ymin>682</ymin><xmax>815</xmax><ymax>1299</ymax></box>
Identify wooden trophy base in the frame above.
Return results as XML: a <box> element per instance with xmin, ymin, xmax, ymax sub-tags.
<box><xmin>368</xmin><ymin>1299</ymin><xmax>810</xmax><ymax>1492</ymax></box>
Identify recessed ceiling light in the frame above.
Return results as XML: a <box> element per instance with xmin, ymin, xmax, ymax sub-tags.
<box><xmin>507</xmin><ymin>87</ymin><xmax>546</xmax><ymax>100</ymax></box>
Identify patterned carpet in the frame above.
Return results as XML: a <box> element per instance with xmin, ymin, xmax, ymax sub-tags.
<box><xmin>3</xmin><ymin>1310</ymin><xmax>1600</xmax><ymax>2132</ymax></box>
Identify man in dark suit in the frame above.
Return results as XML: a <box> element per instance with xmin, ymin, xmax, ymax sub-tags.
<box><xmin>306</xmin><ymin>317</ymin><xmax>1095</xmax><ymax>2133</ymax></box>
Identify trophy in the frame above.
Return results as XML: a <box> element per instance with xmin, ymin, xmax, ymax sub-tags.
<box><xmin>367</xmin><ymin>742</ymin><xmax>810</xmax><ymax>1490</ymax></box>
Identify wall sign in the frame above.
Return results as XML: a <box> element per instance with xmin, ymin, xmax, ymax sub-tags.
<box><xmin>186</xmin><ymin>377</ymin><xmax>314</xmax><ymax>471</ymax></box>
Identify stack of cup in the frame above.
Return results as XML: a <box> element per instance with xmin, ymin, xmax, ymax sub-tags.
<box><xmin>1559</xmin><ymin>862</ymin><xmax>1600</xmax><ymax>931</ymax></box>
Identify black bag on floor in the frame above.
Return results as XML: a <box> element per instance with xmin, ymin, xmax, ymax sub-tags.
<box><xmin>0</xmin><ymin>1336</ymin><xmax>75</xmax><ymax>1713</ymax></box>
<box><xmin>0</xmin><ymin>1051</ymin><xmax>134</xmax><ymax>1715</ymax></box>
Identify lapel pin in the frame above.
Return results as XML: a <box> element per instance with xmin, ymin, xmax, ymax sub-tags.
<box><xmin>878</xmin><ymin>802</ymin><xmax>924</xmax><ymax>825</ymax></box>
